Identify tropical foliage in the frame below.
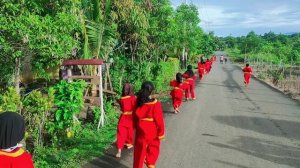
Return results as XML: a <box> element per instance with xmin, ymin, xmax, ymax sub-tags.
<box><xmin>0</xmin><ymin>0</ymin><xmax>218</xmax><ymax>167</ymax></box>
<box><xmin>220</xmin><ymin>31</ymin><xmax>300</xmax><ymax>65</ymax></box>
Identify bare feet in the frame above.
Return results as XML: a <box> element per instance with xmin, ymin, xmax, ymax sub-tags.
<box><xmin>126</xmin><ymin>144</ymin><xmax>133</xmax><ymax>149</ymax></box>
<box><xmin>116</xmin><ymin>149</ymin><xmax>121</xmax><ymax>158</ymax></box>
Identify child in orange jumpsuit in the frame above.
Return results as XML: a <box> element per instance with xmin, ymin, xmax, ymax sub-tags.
<box><xmin>116</xmin><ymin>83</ymin><xmax>137</xmax><ymax>158</ymax></box>
<box><xmin>197</xmin><ymin>61</ymin><xmax>206</xmax><ymax>80</ymax></box>
<box><xmin>242</xmin><ymin>63</ymin><xmax>253</xmax><ymax>86</ymax></box>
<box><xmin>0</xmin><ymin>112</ymin><xmax>34</xmax><ymax>168</ymax></box>
<box><xmin>133</xmin><ymin>81</ymin><xmax>165</xmax><ymax>168</ymax></box>
<box><xmin>183</xmin><ymin>65</ymin><xmax>197</xmax><ymax>100</ymax></box>
<box><xmin>170</xmin><ymin>73</ymin><xmax>188</xmax><ymax>113</ymax></box>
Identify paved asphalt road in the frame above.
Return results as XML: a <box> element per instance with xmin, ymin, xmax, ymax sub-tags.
<box><xmin>83</xmin><ymin>53</ymin><xmax>300</xmax><ymax>168</ymax></box>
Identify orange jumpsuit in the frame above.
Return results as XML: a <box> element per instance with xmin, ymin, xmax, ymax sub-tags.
<box><xmin>0</xmin><ymin>148</ymin><xmax>34</xmax><ymax>168</ymax></box>
<box><xmin>170</xmin><ymin>80</ymin><xmax>188</xmax><ymax>110</ymax></box>
<box><xmin>133</xmin><ymin>99</ymin><xmax>165</xmax><ymax>168</ymax></box>
<box><xmin>116</xmin><ymin>95</ymin><xmax>137</xmax><ymax>149</ymax></box>
<box><xmin>242</xmin><ymin>67</ymin><xmax>253</xmax><ymax>85</ymax></box>
<box><xmin>197</xmin><ymin>63</ymin><xmax>206</xmax><ymax>80</ymax></box>
<box><xmin>183</xmin><ymin>74</ymin><xmax>197</xmax><ymax>99</ymax></box>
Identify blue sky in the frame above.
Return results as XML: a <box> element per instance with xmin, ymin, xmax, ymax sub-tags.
<box><xmin>171</xmin><ymin>0</ymin><xmax>300</xmax><ymax>37</ymax></box>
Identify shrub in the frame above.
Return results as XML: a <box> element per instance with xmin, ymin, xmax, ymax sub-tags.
<box><xmin>22</xmin><ymin>89</ymin><xmax>54</xmax><ymax>147</ymax></box>
<box><xmin>0</xmin><ymin>87</ymin><xmax>22</xmax><ymax>113</ymax></box>
<box><xmin>47</xmin><ymin>80</ymin><xmax>86</xmax><ymax>142</ymax></box>
<box><xmin>153</xmin><ymin>58</ymin><xmax>180</xmax><ymax>92</ymax></box>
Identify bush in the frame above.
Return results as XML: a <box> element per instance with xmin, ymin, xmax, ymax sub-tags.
<box><xmin>47</xmin><ymin>80</ymin><xmax>86</xmax><ymax>142</ymax></box>
<box><xmin>153</xmin><ymin>58</ymin><xmax>180</xmax><ymax>92</ymax></box>
<box><xmin>0</xmin><ymin>87</ymin><xmax>22</xmax><ymax>113</ymax></box>
<box><xmin>33</xmin><ymin>100</ymin><xmax>119</xmax><ymax>168</ymax></box>
<box><xmin>111</xmin><ymin>56</ymin><xmax>180</xmax><ymax>95</ymax></box>
<box><xmin>22</xmin><ymin>89</ymin><xmax>54</xmax><ymax>148</ymax></box>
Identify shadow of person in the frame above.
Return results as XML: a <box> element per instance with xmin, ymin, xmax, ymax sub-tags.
<box><xmin>82</xmin><ymin>151</ymin><xmax>130</xmax><ymax>168</ymax></box>
<box><xmin>212</xmin><ymin>115</ymin><xmax>300</xmax><ymax>140</ymax></box>
<box><xmin>209</xmin><ymin>136</ymin><xmax>300</xmax><ymax>168</ymax></box>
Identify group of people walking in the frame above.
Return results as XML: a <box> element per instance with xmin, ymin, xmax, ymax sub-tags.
<box><xmin>116</xmin><ymin>81</ymin><xmax>165</xmax><ymax>168</ymax></box>
<box><xmin>115</xmin><ymin>55</ymin><xmax>217</xmax><ymax>168</ymax></box>
<box><xmin>169</xmin><ymin>56</ymin><xmax>216</xmax><ymax>113</ymax></box>
<box><xmin>0</xmin><ymin>54</ymin><xmax>253</xmax><ymax>168</ymax></box>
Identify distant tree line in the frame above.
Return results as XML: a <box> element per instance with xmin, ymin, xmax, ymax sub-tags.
<box><xmin>218</xmin><ymin>31</ymin><xmax>300</xmax><ymax>65</ymax></box>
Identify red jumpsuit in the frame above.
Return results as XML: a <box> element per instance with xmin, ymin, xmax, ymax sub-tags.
<box><xmin>242</xmin><ymin>67</ymin><xmax>253</xmax><ymax>85</ymax></box>
<box><xmin>0</xmin><ymin>148</ymin><xmax>34</xmax><ymax>168</ymax></box>
<box><xmin>205</xmin><ymin>61</ymin><xmax>212</xmax><ymax>74</ymax></box>
<box><xmin>133</xmin><ymin>99</ymin><xmax>165</xmax><ymax>168</ymax></box>
<box><xmin>183</xmin><ymin>74</ymin><xmax>197</xmax><ymax>99</ymax></box>
<box><xmin>116</xmin><ymin>95</ymin><xmax>137</xmax><ymax>149</ymax></box>
<box><xmin>197</xmin><ymin>63</ymin><xmax>206</xmax><ymax>80</ymax></box>
<box><xmin>213</xmin><ymin>56</ymin><xmax>217</xmax><ymax>62</ymax></box>
<box><xmin>170</xmin><ymin>80</ymin><xmax>188</xmax><ymax>110</ymax></box>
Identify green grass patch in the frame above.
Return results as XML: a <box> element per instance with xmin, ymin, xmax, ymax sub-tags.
<box><xmin>33</xmin><ymin>111</ymin><xmax>119</xmax><ymax>168</ymax></box>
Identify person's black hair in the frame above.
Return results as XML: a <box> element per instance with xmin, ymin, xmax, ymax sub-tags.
<box><xmin>185</xmin><ymin>65</ymin><xmax>194</xmax><ymax>77</ymax></box>
<box><xmin>0</xmin><ymin>112</ymin><xmax>25</xmax><ymax>149</ymax></box>
<box><xmin>176</xmin><ymin>73</ymin><xmax>183</xmax><ymax>83</ymax></box>
<box><xmin>122</xmin><ymin>83</ymin><xmax>134</xmax><ymax>96</ymax></box>
<box><xmin>246</xmin><ymin>63</ymin><xmax>249</xmax><ymax>67</ymax></box>
<box><xmin>137</xmin><ymin>81</ymin><xmax>155</xmax><ymax>107</ymax></box>
<box><xmin>200</xmin><ymin>57</ymin><xmax>204</xmax><ymax>63</ymax></box>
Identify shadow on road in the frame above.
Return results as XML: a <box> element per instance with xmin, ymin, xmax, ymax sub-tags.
<box><xmin>209</xmin><ymin>136</ymin><xmax>300</xmax><ymax>168</ymax></box>
<box><xmin>225</xmin><ymin>96</ymin><xmax>299</xmax><ymax>106</ymax></box>
<box><xmin>232</xmin><ymin>109</ymin><xmax>300</xmax><ymax>118</ymax></box>
<box><xmin>82</xmin><ymin>147</ymin><xmax>131</xmax><ymax>168</ymax></box>
<box><xmin>212</xmin><ymin>115</ymin><xmax>300</xmax><ymax>140</ymax></box>
<box><xmin>215</xmin><ymin>160</ymin><xmax>253</xmax><ymax>168</ymax></box>
<box><xmin>83</xmin><ymin>154</ymin><xmax>129</xmax><ymax>168</ymax></box>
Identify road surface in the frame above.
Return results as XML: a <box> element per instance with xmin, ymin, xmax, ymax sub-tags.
<box><xmin>83</xmin><ymin>53</ymin><xmax>300</xmax><ymax>168</ymax></box>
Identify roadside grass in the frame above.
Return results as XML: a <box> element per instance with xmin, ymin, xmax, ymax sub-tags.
<box><xmin>34</xmin><ymin>110</ymin><xmax>119</xmax><ymax>168</ymax></box>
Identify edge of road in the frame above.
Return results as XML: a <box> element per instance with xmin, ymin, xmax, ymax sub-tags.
<box><xmin>233</xmin><ymin>64</ymin><xmax>300</xmax><ymax>104</ymax></box>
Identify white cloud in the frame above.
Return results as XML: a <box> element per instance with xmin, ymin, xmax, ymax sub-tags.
<box><xmin>171</xmin><ymin>0</ymin><xmax>300</xmax><ymax>36</ymax></box>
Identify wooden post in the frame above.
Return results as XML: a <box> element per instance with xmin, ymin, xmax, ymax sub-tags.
<box><xmin>97</xmin><ymin>65</ymin><xmax>105</xmax><ymax>129</ymax></box>
<box><xmin>67</xmin><ymin>67</ymin><xmax>72</xmax><ymax>82</ymax></box>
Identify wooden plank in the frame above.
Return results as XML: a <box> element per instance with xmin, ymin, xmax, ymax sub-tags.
<box><xmin>84</xmin><ymin>96</ymin><xmax>100</xmax><ymax>101</ymax></box>
<box><xmin>103</xmin><ymin>89</ymin><xmax>117</xmax><ymax>95</ymax></box>
<box><xmin>62</xmin><ymin>59</ymin><xmax>103</xmax><ymax>66</ymax></box>
<box><xmin>84</xmin><ymin>96</ymin><xmax>101</xmax><ymax>106</ymax></box>
<box><xmin>91</xmin><ymin>78</ymin><xmax>100</xmax><ymax>85</ymax></box>
<box><xmin>69</xmin><ymin>75</ymin><xmax>98</xmax><ymax>79</ymax></box>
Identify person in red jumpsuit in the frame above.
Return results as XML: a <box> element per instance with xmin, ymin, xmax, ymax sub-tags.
<box><xmin>170</xmin><ymin>73</ymin><xmax>188</xmax><ymax>113</ymax></box>
<box><xmin>116</xmin><ymin>83</ymin><xmax>137</xmax><ymax>158</ymax></box>
<box><xmin>197</xmin><ymin>61</ymin><xmax>206</xmax><ymax>80</ymax></box>
<box><xmin>0</xmin><ymin>112</ymin><xmax>34</xmax><ymax>168</ymax></box>
<box><xmin>210</xmin><ymin>56</ymin><xmax>214</xmax><ymax>63</ymax></box>
<box><xmin>242</xmin><ymin>63</ymin><xmax>253</xmax><ymax>86</ymax></box>
<box><xmin>133</xmin><ymin>81</ymin><xmax>165</xmax><ymax>168</ymax></box>
<box><xmin>183</xmin><ymin>65</ymin><xmax>197</xmax><ymax>100</ymax></box>
<box><xmin>205</xmin><ymin>60</ymin><xmax>212</xmax><ymax>74</ymax></box>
